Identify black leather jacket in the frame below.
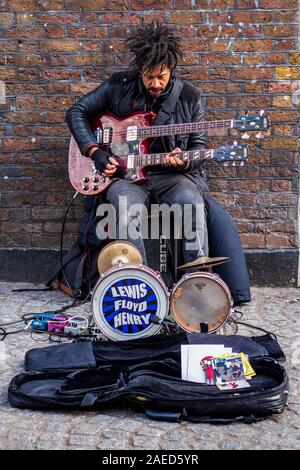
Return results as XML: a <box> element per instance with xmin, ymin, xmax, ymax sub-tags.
<box><xmin>66</xmin><ymin>69</ymin><xmax>208</xmax><ymax>191</ymax></box>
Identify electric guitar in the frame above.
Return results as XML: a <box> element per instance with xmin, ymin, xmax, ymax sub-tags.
<box><xmin>68</xmin><ymin>110</ymin><xmax>268</xmax><ymax>195</ymax></box>
<box><xmin>69</xmin><ymin>142</ymin><xmax>248</xmax><ymax>195</ymax></box>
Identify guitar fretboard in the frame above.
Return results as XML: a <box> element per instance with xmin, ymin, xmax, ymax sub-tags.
<box><xmin>138</xmin><ymin>119</ymin><xmax>233</xmax><ymax>138</ymax></box>
<box><xmin>134</xmin><ymin>148</ymin><xmax>213</xmax><ymax>166</ymax></box>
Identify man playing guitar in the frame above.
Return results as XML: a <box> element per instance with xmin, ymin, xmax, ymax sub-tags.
<box><xmin>66</xmin><ymin>23</ymin><xmax>251</xmax><ymax>304</ymax></box>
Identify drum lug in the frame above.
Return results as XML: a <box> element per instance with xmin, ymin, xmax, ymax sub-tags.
<box><xmin>212</xmin><ymin>273</ymin><xmax>221</xmax><ymax>281</ymax></box>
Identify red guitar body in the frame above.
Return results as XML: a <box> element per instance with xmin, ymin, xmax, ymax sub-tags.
<box><xmin>68</xmin><ymin>111</ymin><xmax>155</xmax><ymax>195</ymax></box>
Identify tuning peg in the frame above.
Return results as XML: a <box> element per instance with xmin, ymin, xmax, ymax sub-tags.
<box><xmin>241</xmin><ymin>132</ymin><xmax>250</xmax><ymax>139</ymax></box>
<box><xmin>233</xmin><ymin>140</ymin><xmax>238</xmax><ymax>146</ymax></box>
<box><xmin>245</xmin><ymin>110</ymin><xmax>249</xmax><ymax>117</ymax></box>
<box><xmin>239</xmin><ymin>161</ymin><xmax>245</xmax><ymax>167</ymax></box>
<box><xmin>259</xmin><ymin>110</ymin><xmax>265</xmax><ymax>116</ymax></box>
<box><xmin>232</xmin><ymin>162</ymin><xmax>236</xmax><ymax>166</ymax></box>
<box><xmin>223</xmin><ymin>162</ymin><xmax>229</xmax><ymax>167</ymax></box>
<box><xmin>255</xmin><ymin>131</ymin><xmax>264</xmax><ymax>139</ymax></box>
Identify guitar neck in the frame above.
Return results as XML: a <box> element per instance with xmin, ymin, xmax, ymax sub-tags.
<box><xmin>138</xmin><ymin>119</ymin><xmax>233</xmax><ymax>138</ymax></box>
<box><xmin>135</xmin><ymin>148</ymin><xmax>213</xmax><ymax>167</ymax></box>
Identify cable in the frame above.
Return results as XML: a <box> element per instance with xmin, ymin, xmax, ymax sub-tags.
<box><xmin>0</xmin><ymin>327</ymin><xmax>28</xmax><ymax>341</ymax></box>
<box><xmin>60</xmin><ymin>191</ymin><xmax>79</xmax><ymax>295</ymax></box>
<box><xmin>234</xmin><ymin>320</ymin><xmax>277</xmax><ymax>340</ymax></box>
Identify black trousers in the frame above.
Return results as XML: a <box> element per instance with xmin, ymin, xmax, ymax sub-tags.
<box><xmin>205</xmin><ymin>196</ymin><xmax>251</xmax><ymax>305</ymax></box>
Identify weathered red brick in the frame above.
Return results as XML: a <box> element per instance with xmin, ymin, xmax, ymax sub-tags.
<box><xmin>271</xmin><ymin>180</ymin><xmax>292</xmax><ymax>191</ymax></box>
<box><xmin>40</xmin><ymin>68</ymin><xmax>80</xmax><ymax>81</ymax></box>
<box><xmin>38</xmin><ymin>13</ymin><xmax>78</xmax><ymax>24</ymax></box>
<box><xmin>16</xmin><ymin>97</ymin><xmax>35</xmax><ymax>109</ymax></box>
<box><xmin>274</xmin><ymin>39</ymin><xmax>297</xmax><ymax>50</ymax></box>
<box><xmin>233</xmin><ymin>68</ymin><xmax>273</xmax><ymax>80</ymax></box>
<box><xmin>266</xmin><ymin>234</ymin><xmax>296</xmax><ymax>249</ymax></box>
<box><xmin>168</xmin><ymin>12</ymin><xmax>204</xmax><ymax>24</ymax></box>
<box><xmin>240</xmin><ymin>234</ymin><xmax>265</xmax><ymax>248</ymax></box>
<box><xmin>17</xmin><ymin>69</ymin><xmax>38</xmax><ymax>81</ymax></box>
<box><xmin>235</xmin><ymin>0</ymin><xmax>256</xmax><ymax>8</ymax></box>
<box><xmin>40</xmin><ymin>40</ymin><xmax>81</xmax><ymax>52</ymax></box>
<box><xmin>5</xmin><ymin>26</ymin><xmax>45</xmax><ymax>39</ymax></box>
<box><xmin>67</xmin><ymin>26</ymin><xmax>108</xmax><ymax>37</ymax></box>
<box><xmin>195</xmin><ymin>0</ymin><xmax>234</xmax><ymax>7</ymax></box>
<box><xmin>236</xmin><ymin>221</ymin><xmax>256</xmax><ymax>233</ymax></box>
<box><xmin>260</xmin><ymin>0</ymin><xmax>298</xmax><ymax>7</ymax></box>
<box><xmin>261</xmin><ymin>137</ymin><xmax>298</xmax><ymax>151</ymax></box>
<box><xmin>234</xmin><ymin>40</ymin><xmax>273</xmax><ymax>52</ymax></box>
<box><xmin>40</xmin><ymin>0</ymin><xmax>63</xmax><ymax>8</ymax></box>
<box><xmin>49</xmin><ymin>55</ymin><xmax>70</xmax><ymax>66</ymax></box>
<box><xmin>47</xmin><ymin>82</ymin><xmax>70</xmax><ymax>94</ymax></box>
<box><xmin>266</xmin><ymin>82</ymin><xmax>293</xmax><ymax>93</ymax></box>
<box><xmin>130</xmin><ymin>0</ymin><xmax>172</xmax><ymax>9</ymax></box>
<box><xmin>0</xmin><ymin>13</ymin><xmax>14</xmax><ymax>24</ymax></box>
<box><xmin>263</xmin><ymin>25</ymin><xmax>298</xmax><ymax>38</ymax></box>
<box><xmin>202</xmin><ymin>54</ymin><xmax>241</xmax><ymax>66</ymax></box>
<box><xmin>64</xmin><ymin>0</ymin><xmax>105</xmax><ymax>9</ymax></box>
<box><xmin>46</xmin><ymin>26</ymin><xmax>65</xmax><ymax>39</ymax></box>
<box><xmin>232</xmin><ymin>10</ymin><xmax>273</xmax><ymax>23</ymax></box>
<box><xmin>8</xmin><ymin>0</ymin><xmax>40</xmax><ymax>10</ymax></box>
<box><xmin>105</xmin><ymin>0</ymin><xmax>130</xmax><ymax>10</ymax></box>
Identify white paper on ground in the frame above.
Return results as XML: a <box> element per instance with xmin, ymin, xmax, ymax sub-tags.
<box><xmin>181</xmin><ymin>345</ymin><xmax>232</xmax><ymax>383</ymax></box>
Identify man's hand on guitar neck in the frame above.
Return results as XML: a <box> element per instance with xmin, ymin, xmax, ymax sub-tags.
<box><xmin>163</xmin><ymin>147</ymin><xmax>187</xmax><ymax>169</ymax></box>
<box><xmin>89</xmin><ymin>147</ymin><xmax>119</xmax><ymax>177</ymax></box>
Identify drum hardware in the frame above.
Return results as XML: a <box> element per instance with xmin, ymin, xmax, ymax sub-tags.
<box><xmin>97</xmin><ymin>240</ymin><xmax>143</xmax><ymax>273</ymax></box>
<box><xmin>177</xmin><ymin>256</ymin><xmax>230</xmax><ymax>270</ymax></box>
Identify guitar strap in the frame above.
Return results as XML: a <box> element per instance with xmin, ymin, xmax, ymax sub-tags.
<box><xmin>152</xmin><ymin>78</ymin><xmax>184</xmax><ymax>126</ymax></box>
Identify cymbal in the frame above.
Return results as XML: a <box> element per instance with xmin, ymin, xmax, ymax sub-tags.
<box><xmin>177</xmin><ymin>256</ymin><xmax>230</xmax><ymax>270</ymax></box>
<box><xmin>97</xmin><ymin>241</ymin><xmax>143</xmax><ymax>273</ymax></box>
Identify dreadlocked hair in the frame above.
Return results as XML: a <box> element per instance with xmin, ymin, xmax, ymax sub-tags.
<box><xmin>126</xmin><ymin>22</ymin><xmax>183</xmax><ymax>72</ymax></box>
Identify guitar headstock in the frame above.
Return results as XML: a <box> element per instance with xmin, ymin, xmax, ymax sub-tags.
<box><xmin>214</xmin><ymin>143</ymin><xmax>248</xmax><ymax>164</ymax></box>
<box><xmin>234</xmin><ymin>110</ymin><xmax>270</xmax><ymax>132</ymax></box>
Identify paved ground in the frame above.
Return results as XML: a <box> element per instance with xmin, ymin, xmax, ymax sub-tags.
<box><xmin>0</xmin><ymin>282</ymin><xmax>299</xmax><ymax>450</ymax></box>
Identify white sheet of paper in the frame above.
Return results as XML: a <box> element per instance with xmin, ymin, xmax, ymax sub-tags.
<box><xmin>181</xmin><ymin>345</ymin><xmax>232</xmax><ymax>383</ymax></box>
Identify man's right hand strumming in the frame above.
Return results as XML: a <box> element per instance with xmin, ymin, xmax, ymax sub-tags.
<box><xmin>89</xmin><ymin>147</ymin><xmax>119</xmax><ymax>177</ymax></box>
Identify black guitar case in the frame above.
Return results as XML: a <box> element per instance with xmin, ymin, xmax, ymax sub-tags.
<box><xmin>8</xmin><ymin>333</ymin><xmax>288</xmax><ymax>424</ymax></box>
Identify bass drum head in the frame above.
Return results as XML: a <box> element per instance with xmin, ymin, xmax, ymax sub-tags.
<box><xmin>92</xmin><ymin>264</ymin><xmax>169</xmax><ymax>341</ymax></box>
<box><xmin>170</xmin><ymin>273</ymin><xmax>232</xmax><ymax>333</ymax></box>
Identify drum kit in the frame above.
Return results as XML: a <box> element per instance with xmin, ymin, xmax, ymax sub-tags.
<box><xmin>91</xmin><ymin>240</ymin><xmax>234</xmax><ymax>341</ymax></box>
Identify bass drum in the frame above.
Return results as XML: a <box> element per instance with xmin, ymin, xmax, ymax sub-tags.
<box><xmin>170</xmin><ymin>272</ymin><xmax>232</xmax><ymax>334</ymax></box>
<box><xmin>92</xmin><ymin>264</ymin><xmax>169</xmax><ymax>341</ymax></box>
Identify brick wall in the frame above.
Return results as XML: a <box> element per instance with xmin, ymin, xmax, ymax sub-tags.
<box><xmin>0</xmin><ymin>0</ymin><xmax>299</xmax><ymax>253</ymax></box>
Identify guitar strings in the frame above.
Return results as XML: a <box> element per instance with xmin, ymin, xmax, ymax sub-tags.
<box><xmin>97</xmin><ymin>119</ymin><xmax>234</xmax><ymax>141</ymax></box>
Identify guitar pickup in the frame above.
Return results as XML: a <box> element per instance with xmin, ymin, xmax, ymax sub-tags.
<box><xmin>103</xmin><ymin>127</ymin><xmax>112</xmax><ymax>144</ymax></box>
<box><xmin>126</xmin><ymin>126</ymin><xmax>138</xmax><ymax>142</ymax></box>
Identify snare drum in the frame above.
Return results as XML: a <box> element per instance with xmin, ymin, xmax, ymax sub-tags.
<box><xmin>92</xmin><ymin>263</ymin><xmax>169</xmax><ymax>341</ymax></box>
<box><xmin>170</xmin><ymin>272</ymin><xmax>232</xmax><ymax>333</ymax></box>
